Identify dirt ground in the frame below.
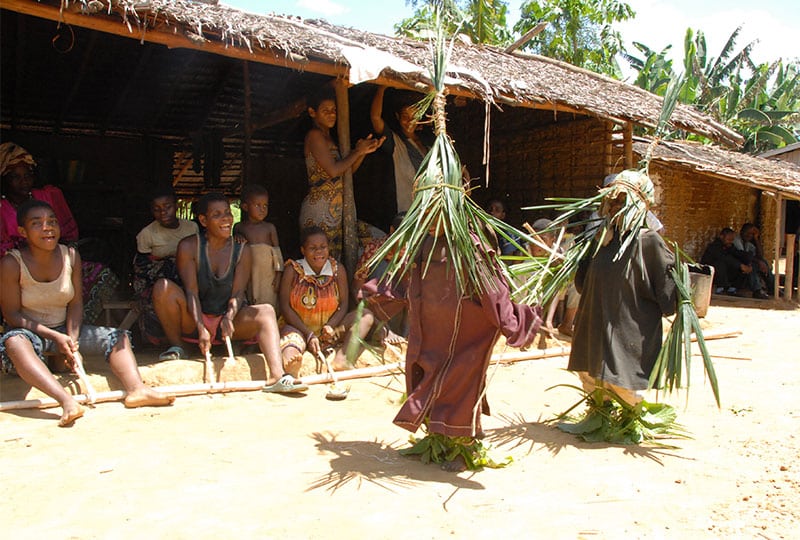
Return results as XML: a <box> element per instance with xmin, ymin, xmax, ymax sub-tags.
<box><xmin>2</xmin><ymin>297</ymin><xmax>799</xmax><ymax>539</ymax></box>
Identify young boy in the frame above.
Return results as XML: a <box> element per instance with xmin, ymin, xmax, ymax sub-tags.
<box><xmin>0</xmin><ymin>200</ymin><xmax>174</xmax><ymax>427</ymax></box>
<box><xmin>151</xmin><ymin>193</ymin><xmax>305</xmax><ymax>393</ymax></box>
<box><xmin>134</xmin><ymin>186</ymin><xmax>198</xmax><ymax>351</ymax></box>
<box><xmin>233</xmin><ymin>185</ymin><xmax>283</xmax><ymax>312</ymax></box>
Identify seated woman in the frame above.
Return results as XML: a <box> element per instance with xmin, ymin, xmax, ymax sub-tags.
<box><xmin>279</xmin><ymin>226</ymin><xmax>374</xmax><ymax>377</ymax></box>
<box><xmin>0</xmin><ymin>142</ymin><xmax>119</xmax><ymax>324</ymax></box>
<box><xmin>734</xmin><ymin>223</ymin><xmax>774</xmax><ymax>296</ymax></box>
<box><xmin>301</xmin><ymin>87</ymin><xmax>385</xmax><ymax>261</ymax></box>
<box><xmin>133</xmin><ymin>186</ymin><xmax>198</xmax><ymax>349</ymax></box>
<box><xmin>0</xmin><ymin>200</ymin><xmax>174</xmax><ymax>427</ymax></box>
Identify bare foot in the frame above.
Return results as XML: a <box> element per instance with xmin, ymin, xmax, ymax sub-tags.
<box><xmin>558</xmin><ymin>324</ymin><xmax>573</xmax><ymax>337</ymax></box>
<box><xmin>441</xmin><ymin>454</ymin><xmax>467</xmax><ymax>472</ymax></box>
<box><xmin>58</xmin><ymin>402</ymin><xmax>85</xmax><ymax>427</ymax></box>
<box><xmin>283</xmin><ymin>352</ymin><xmax>303</xmax><ymax>378</ymax></box>
<box><xmin>124</xmin><ymin>387</ymin><xmax>176</xmax><ymax>408</ymax></box>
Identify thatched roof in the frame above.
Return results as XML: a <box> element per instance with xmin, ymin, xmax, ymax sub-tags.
<box><xmin>633</xmin><ymin>138</ymin><xmax>800</xmax><ymax>200</ymax></box>
<box><xmin>3</xmin><ymin>0</ymin><xmax>743</xmax><ymax>147</ymax></box>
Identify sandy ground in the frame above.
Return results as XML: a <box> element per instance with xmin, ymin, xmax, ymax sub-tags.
<box><xmin>2</xmin><ymin>298</ymin><xmax>799</xmax><ymax>539</ymax></box>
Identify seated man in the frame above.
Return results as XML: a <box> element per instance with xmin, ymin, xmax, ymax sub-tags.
<box><xmin>152</xmin><ymin>192</ymin><xmax>306</xmax><ymax>393</ymax></box>
<box><xmin>734</xmin><ymin>223</ymin><xmax>774</xmax><ymax>294</ymax></box>
<box><xmin>701</xmin><ymin>227</ymin><xmax>767</xmax><ymax>299</ymax></box>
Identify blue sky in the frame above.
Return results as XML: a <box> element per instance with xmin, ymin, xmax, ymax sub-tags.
<box><xmin>223</xmin><ymin>0</ymin><xmax>798</xmax><ymax>71</ymax></box>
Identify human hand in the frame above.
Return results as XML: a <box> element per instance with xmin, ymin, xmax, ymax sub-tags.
<box><xmin>355</xmin><ymin>134</ymin><xmax>385</xmax><ymax>155</ymax></box>
<box><xmin>233</xmin><ymin>233</ymin><xmax>248</xmax><ymax>244</ymax></box>
<box><xmin>220</xmin><ymin>316</ymin><xmax>235</xmax><ymax>339</ymax></box>
<box><xmin>198</xmin><ymin>326</ymin><xmax>213</xmax><ymax>356</ymax></box>
<box><xmin>307</xmin><ymin>335</ymin><xmax>321</xmax><ymax>356</ymax></box>
<box><xmin>740</xmin><ymin>264</ymin><xmax>752</xmax><ymax>274</ymax></box>
<box><xmin>54</xmin><ymin>333</ymin><xmax>79</xmax><ymax>366</ymax></box>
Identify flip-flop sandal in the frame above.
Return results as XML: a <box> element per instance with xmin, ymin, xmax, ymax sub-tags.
<box><xmin>262</xmin><ymin>374</ymin><xmax>308</xmax><ymax>394</ymax></box>
<box><xmin>159</xmin><ymin>346</ymin><xmax>186</xmax><ymax>361</ymax></box>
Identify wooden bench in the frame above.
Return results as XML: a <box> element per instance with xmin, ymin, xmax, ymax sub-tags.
<box><xmin>102</xmin><ymin>300</ymin><xmax>140</xmax><ymax>331</ymax></box>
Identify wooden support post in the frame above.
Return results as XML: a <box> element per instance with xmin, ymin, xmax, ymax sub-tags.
<box><xmin>242</xmin><ymin>60</ymin><xmax>252</xmax><ymax>187</ymax></box>
<box><xmin>785</xmin><ymin>234</ymin><xmax>796</xmax><ymax>301</ymax></box>
<box><xmin>604</xmin><ymin>121</ymin><xmax>614</xmax><ymax>175</ymax></box>
<box><xmin>623</xmin><ymin>122</ymin><xmax>633</xmax><ymax>168</ymax></box>
<box><xmin>774</xmin><ymin>194</ymin><xmax>782</xmax><ymax>298</ymax></box>
<box><xmin>335</xmin><ymin>80</ymin><xmax>358</xmax><ymax>280</ymax></box>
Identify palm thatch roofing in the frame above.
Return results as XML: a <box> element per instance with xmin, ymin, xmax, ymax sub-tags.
<box><xmin>633</xmin><ymin>138</ymin><xmax>800</xmax><ymax>200</ymax></box>
<box><xmin>3</xmin><ymin>0</ymin><xmax>743</xmax><ymax>148</ymax></box>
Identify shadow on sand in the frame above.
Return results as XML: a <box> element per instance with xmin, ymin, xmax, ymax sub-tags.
<box><xmin>306</xmin><ymin>431</ymin><xmax>485</xmax><ymax>494</ymax></box>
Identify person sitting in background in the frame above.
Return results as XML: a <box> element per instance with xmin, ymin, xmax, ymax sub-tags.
<box><xmin>133</xmin><ymin>186</ymin><xmax>199</xmax><ymax>350</ymax></box>
<box><xmin>487</xmin><ymin>198</ymin><xmax>522</xmax><ymax>256</ymax></box>
<box><xmin>351</xmin><ymin>212</ymin><xmax>409</xmax><ymax>344</ymax></box>
<box><xmin>734</xmin><ymin>223</ymin><xmax>774</xmax><ymax>294</ymax></box>
<box><xmin>151</xmin><ymin>192</ymin><xmax>306</xmax><ymax>393</ymax></box>
<box><xmin>701</xmin><ymin>227</ymin><xmax>768</xmax><ymax>299</ymax></box>
<box><xmin>0</xmin><ymin>142</ymin><xmax>119</xmax><ymax>324</ymax></box>
<box><xmin>0</xmin><ymin>200</ymin><xmax>174</xmax><ymax>427</ymax></box>
<box><xmin>233</xmin><ymin>184</ymin><xmax>283</xmax><ymax>313</ymax></box>
<box><xmin>279</xmin><ymin>227</ymin><xmax>376</xmax><ymax>377</ymax></box>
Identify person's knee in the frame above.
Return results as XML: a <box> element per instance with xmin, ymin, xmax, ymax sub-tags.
<box><xmin>4</xmin><ymin>334</ymin><xmax>34</xmax><ymax>357</ymax></box>
<box><xmin>152</xmin><ymin>279</ymin><xmax>179</xmax><ymax>303</ymax></box>
<box><xmin>253</xmin><ymin>303</ymin><xmax>277</xmax><ymax>327</ymax></box>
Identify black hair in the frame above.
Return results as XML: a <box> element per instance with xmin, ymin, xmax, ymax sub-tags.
<box><xmin>307</xmin><ymin>86</ymin><xmax>336</xmax><ymax>111</ymax></box>
<box><xmin>720</xmin><ymin>227</ymin><xmax>735</xmax><ymax>236</ymax></box>
<box><xmin>150</xmin><ymin>185</ymin><xmax>177</xmax><ymax>203</ymax></box>
<box><xmin>740</xmin><ymin>222</ymin><xmax>756</xmax><ymax>236</ymax></box>
<box><xmin>240</xmin><ymin>184</ymin><xmax>270</xmax><ymax>203</ymax></box>
<box><xmin>195</xmin><ymin>192</ymin><xmax>228</xmax><ymax>216</ymax></box>
<box><xmin>16</xmin><ymin>199</ymin><xmax>54</xmax><ymax>225</ymax></box>
<box><xmin>300</xmin><ymin>225</ymin><xmax>328</xmax><ymax>246</ymax></box>
<box><xmin>486</xmin><ymin>198</ymin><xmax>506</xmax><ymax>212</ymax></box>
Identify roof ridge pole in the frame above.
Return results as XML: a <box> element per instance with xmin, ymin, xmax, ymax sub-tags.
<box><xmin>335</xmin><ymin>79</ymin><xmax>357</xmax><ymax>282</ymax></box>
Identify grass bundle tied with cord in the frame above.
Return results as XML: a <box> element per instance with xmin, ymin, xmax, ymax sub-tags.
<box><xmin>649</xmin><ymin>245</ymin><xmax>720</xmax><ymax>407</ymax></box>
<box><xmin>367</xmin><ymin>10</ymin><xmax>515</xmax><ymax>297</ymax></box>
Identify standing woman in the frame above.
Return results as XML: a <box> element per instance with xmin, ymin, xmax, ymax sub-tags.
<box><xmin>370</xmin><ymin>86</ymin><xmax>431</xmax><ymax>217</ymax></box>
<box><xmin>0</xmin><ymin>200</ymin><xmax>174</xmax><ymax>427</ymax></box>
<box><xmin>0</xmin><ymin>142</ymin><xmax>118</xmax><ymax>324</ymax></box>
<box><xmin>301</xmin><ymin>87</ymin><xmax>385</xmax><ymax>260</ymax></box>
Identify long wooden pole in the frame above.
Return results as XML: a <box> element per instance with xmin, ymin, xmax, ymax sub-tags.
<box><xmin>335</xmin><ymin>79</ymin><xmax>358</xmax><ymax>280</ymax></box>
<box><xmin>774</xmin><ymin>194</ymin><xmax>783</xmax><ymax>298</ymax></box>
<box><xmin>785</xmin><ymin>234</ymin><xmax>796</xmax><ymax>300</ymax></box>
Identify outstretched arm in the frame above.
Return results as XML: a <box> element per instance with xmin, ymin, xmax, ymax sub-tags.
<box><xmin>306</xmin><ymin>129</ymin><xmax>384</xmax><ymax>178</ymax></box>
<box><xmin>370</xmin><ymin>86</ymin><xmax>387</xmax><ymax>135</ymax></box>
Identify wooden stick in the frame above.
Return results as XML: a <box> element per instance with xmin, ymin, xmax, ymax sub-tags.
<box><xmin>0</xmin><ymin>347</ymin><xmax>574</xmax><ymax>412</ymax></box>
<box><xmin>204</xmin><ymin>351</ymin><xmax>216</xmax><ymax>384</ymax></box>
<box><xmin>72</xmin><ymin>351</ymin><xmax>98</xmax><ymax>405</ymax></box>
<box><xmin>224</xmin><ymin>336</ymin><xmax>236</xmax><ymax>367</ymax></box>
<box><xmin>695</xmin><ymin>328</ymin><xmax>742</xmax><ymax>341</ymax></box>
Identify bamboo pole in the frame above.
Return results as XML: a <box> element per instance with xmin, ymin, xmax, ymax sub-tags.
<box><xmin>785</xmin><ymin>234</ymin><xmax>796</xmax><ymax>300</ymax></box>
<box><xmin>335</xmin><ymin>79</ymin><xmax>358</xmax><ymax>280</ymax></box>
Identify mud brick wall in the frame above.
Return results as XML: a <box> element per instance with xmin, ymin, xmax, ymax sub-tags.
<box><xmin>448</xmin><ymin>103</ymin><xmax>610</xmax><ymax>229</ymax></box>
<box><xmin>647</xmin><ymin>163</ymin><xmax>761</xmax><ymax>260</ymax></box>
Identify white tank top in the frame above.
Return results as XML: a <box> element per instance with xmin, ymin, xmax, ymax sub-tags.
<box><xmin>10</xmin><ymin>245</ymin><xmax>75</xmax><ymax>327</ymax></box>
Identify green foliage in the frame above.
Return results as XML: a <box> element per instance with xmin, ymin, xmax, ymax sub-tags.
<box><xmin>399</xmin><ymin>429</ymin><xmax>513</xmax><ymax>469</ymax></box>
<box><xmin>396</xmin><ymin>0</ymin><xmax>512</xmax><ymax>45</ymax></box>
<box><xmin>552</xmin><ymin>385</ymin><xmax>691</xmax><ymax>446</ymax></box>
<box><xmin>649</xmin><ymin>247</ymin><xmax>721</xmax><ymax>407</ymax></box>
<box><xmin>514</xmin><ymin>0</ymin><xmax>635</xmax><ymax>76</ymax></box>
<box><xmin>625</xmin><ymin>26</ymin><xmax>800</xmax><ymax>153</ymax></box>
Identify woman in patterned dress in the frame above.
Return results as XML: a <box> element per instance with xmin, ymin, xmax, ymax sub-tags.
<box><xmin>300</xmin><ymin>88</ymin><xmax>385</xmax><ymax>260</ymax></box>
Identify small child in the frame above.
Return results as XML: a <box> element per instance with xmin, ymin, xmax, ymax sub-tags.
<box><xmin>134</xmin><ymin>187</ymin><xmax>199</xmax><ymax>353</ymax></box>
<box><xmin>486</xmin><ymin>198</ymin><xmax>521</xmax><ymax>256</ymax></box>
<box><xmin>233</xmin><ymin>185</ymin><xmax>283</xmax><ymax>312</ymax></box>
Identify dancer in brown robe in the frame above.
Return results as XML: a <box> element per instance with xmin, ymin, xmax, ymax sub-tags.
<box><xmin>394</xmin><ymin>233</ymin><xmax>542</xmax><ymax>455</ymax></box>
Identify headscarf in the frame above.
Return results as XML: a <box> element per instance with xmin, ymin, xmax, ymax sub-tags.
<box><xmin>0</xmin><ymin>142</ymin><xmax>36</xmax><ymax>178</ymax></box>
